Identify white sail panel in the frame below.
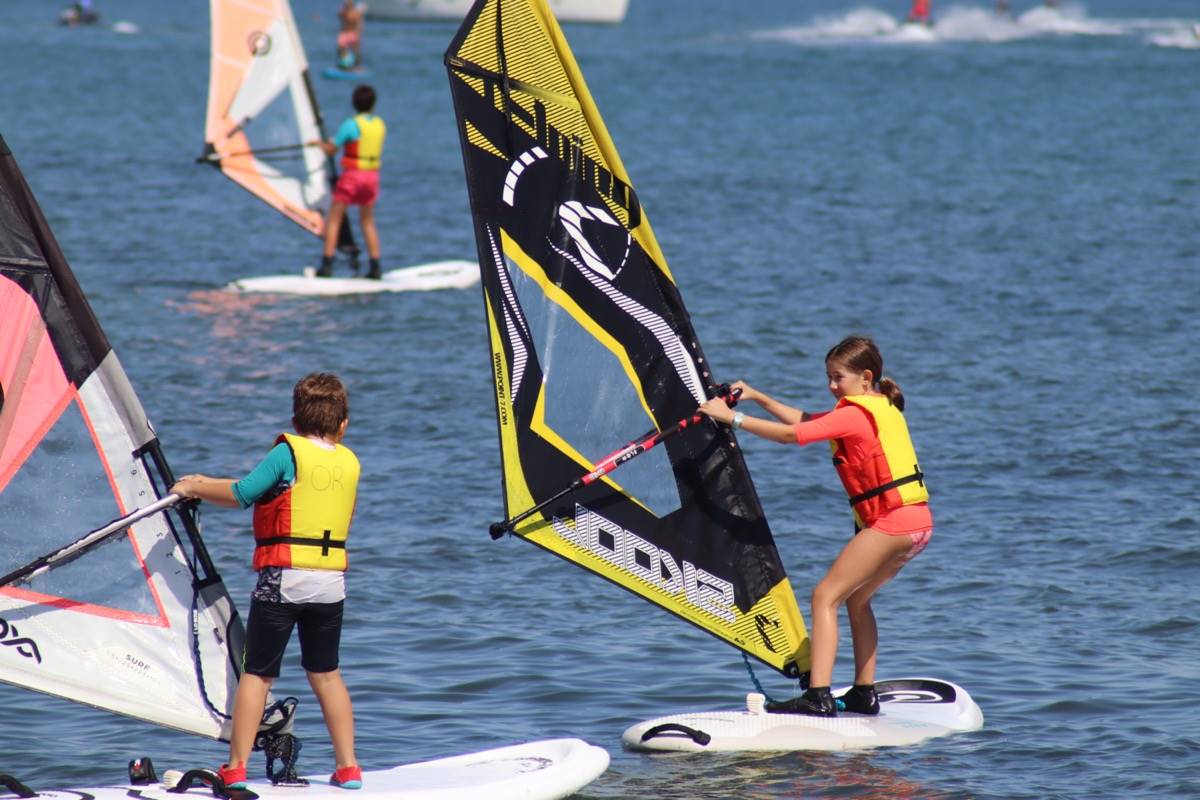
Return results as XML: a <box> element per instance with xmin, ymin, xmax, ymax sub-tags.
<box><xmin>0</xmin><ymin>137</ymin><xmax>243</xmax><ymax>740</ymax></box>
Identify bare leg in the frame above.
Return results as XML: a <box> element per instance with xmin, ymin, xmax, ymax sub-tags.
<box><xmin>807</xmin><ymin>528</ymin><xmax>914</xmax><ymax>688</ymax></box>
<box><xmin>323</xmin><ymin>202</ymin><xmax>349</xmax><ymax>259</ymax></box>
<box><xmin>359</xmin><ymin>204</ymin><xmax>380</xmax><ymax>261</ymax></box>
<box><xmin>845</xmin><ymin>546</ymin><xmax>909</xmax><ymax>686</ymax></box>
<box><xmin>228</xmin><ymin>673</ymin><xmax>274</xmax><ymax>767</ymax></box>
<box><xmin>307</xmin><ymin>669</ymin><xmax>357</xmax><ymax>769</ymax></box>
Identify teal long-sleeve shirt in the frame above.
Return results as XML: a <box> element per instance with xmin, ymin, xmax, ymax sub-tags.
<box><xmin>230</xmin><ymin>443</ymin><xmax>294</xmax><ymax>508</ymax></box>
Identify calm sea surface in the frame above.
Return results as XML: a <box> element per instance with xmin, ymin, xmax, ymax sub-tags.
<box><xmin>2</xmin><ymin>0</ymin><xmax>1198</xmax><ymax>797</ymax></box>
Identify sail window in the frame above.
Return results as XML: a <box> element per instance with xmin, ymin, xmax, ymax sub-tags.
<box><xmin>506</xmin><ymin>253</ymin><xmax>682</xmax><ymax>518</ymax></box>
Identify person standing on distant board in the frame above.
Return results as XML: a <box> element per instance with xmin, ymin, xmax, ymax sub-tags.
<box><xmin>698</xmin><ymin>336</ymin><xmax>933</xmax><ymax>718</ymax></box>
<box><xmin>311</xmin><ymin>85</ymin><xmax>386</xmax><ymax>280</ymax></box>
<box><xmin>170</xmin><ymin>373</ymin><xmax>363</xmax><ymax>790</ymax></box>
<box><xmin>907</xmin><ymin>0</ymin><xmax>931</xmax><ymax>24</ymax></box>
<box><xmin>336</xmin><ymin>0</ymin><xmax>366</xmax><ymax>70</ymax></box>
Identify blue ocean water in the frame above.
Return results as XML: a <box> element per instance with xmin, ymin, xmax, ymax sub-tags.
<box><xmin>1</xmin><ymin>0</ymin><xmax>1198</xmax><ymax>797</ymax></box>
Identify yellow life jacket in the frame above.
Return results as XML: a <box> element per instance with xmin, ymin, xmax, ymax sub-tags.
<box><xmin>341</xmin><ymin>114</ymin><xmax>385</xmax><ymax>171</ymax></box>
<box><xmin>252</xmin><ymin>433</ymin><xmax>360</xmax><ymax>571</ymax></box>
<box><xmin>829</xmin><ymin>394</ymin><xmax>928</xmax><ymax>529</ymax></box>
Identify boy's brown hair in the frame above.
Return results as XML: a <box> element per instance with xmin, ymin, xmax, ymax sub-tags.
<box><xmin>352</xmin><ymin>84</ymin><xmax>376</xmax><ymax>113</ymax></box>
<box><xmin>292</xmin><ymin>373</ymin><xmax>349</xmax><ymax>438</ymax></box>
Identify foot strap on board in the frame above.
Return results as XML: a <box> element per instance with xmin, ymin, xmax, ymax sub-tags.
<box><xmin>638</xmin><ymin>723</ymin><xmax>712</xmax><ymax>747</ymax></box>
<box><xmin>129</xmin><ymin>757</ymin><xmax>159</xmax><ymax>785</ymax></box>
<box><xmin>0</xmin><ymin>774</ymin><xmax>37</xmax><ymax>798</ymax></box>
<box><xmin>264</xmin><ymin>733</ymin><xmax>308</xmax><ymax>786</ymax></box>
<box><xmin>166</xmin><ymin>769</ymin><xmax>259</xmax><ymax>800</ymax></box>
<box><xmin>253</xmin><ymin>696</ymin><xmax>307</xmax><ymax>786</ymax></box>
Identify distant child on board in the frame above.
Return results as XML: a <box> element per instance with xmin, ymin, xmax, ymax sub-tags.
<box><xmin>312</xmin><ymin>85</ymin><xmax>387</xmax><ymax>280</ymax></box>
<box><xmin>698</xmin><ymin>336</ymin><xmax>932</xmax><ymax>717</ymax></box>
<box><xmin>336</xmin><ymin>0</ymin><xmax>366</xmax><ymax>70</ymax></box>
<box><xmin>171</xmin><ymin>373</ymin><xmax>363</xmax><ymax>789</ymax></box>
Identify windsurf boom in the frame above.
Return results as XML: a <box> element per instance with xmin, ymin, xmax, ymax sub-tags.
<box><xmin>0</xmin><ymin>134</ymin><xmax>242</xmax><ymax>739</ymax></box>
<box><xmin>201</xmin><ymin>0</ymin><xmax>354</xmax><ymax>253</ymax></box>
<box><xmin>445</xmin><ymin>0</ymin><xmax>810</xmax><ymax>676</ymax></box>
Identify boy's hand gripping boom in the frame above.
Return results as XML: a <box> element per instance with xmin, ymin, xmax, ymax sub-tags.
<box><xmin>488</xmin><ymin>386</ymin><xmax>740</xmax><ymax>539</ymax></box>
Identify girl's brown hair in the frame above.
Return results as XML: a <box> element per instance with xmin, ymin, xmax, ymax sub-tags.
<box><xmin>825</xmin><ymin>336</ymin><xmax>905</xmax><ymax>411</ymax></box>
<box><xmin>292</xmin><ymin>373</ymin><xmax>349</xmax><ymax>437</ymax></box>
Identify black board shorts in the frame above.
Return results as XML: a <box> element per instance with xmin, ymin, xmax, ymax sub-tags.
<box><xmin>243</xmin><ymin>598</ymin><xmax>344</xmax><ymax>677</ymax></box>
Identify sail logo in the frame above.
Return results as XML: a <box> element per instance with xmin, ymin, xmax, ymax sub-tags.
<box><xmin>492</xmin><ymin>351</ymin><xmax>508</xmax><ymax>425</ymax></box>
<box><xmin>525</xmin><ymin>99</ymin><xmax>642</xmax><ymax>229</ymax></box>
<box><xmin>0</xmin><ymin>616</ymin><xmax>42</xmax><ymax>664</ymax></box>
<box><xmin>553</xmin><ymin>201</ymin><xmax>631</xmax><ymax>282</ymax></box>
<box><xmin>553</xmin><ymin>505</ymin><xmax>736</xmax><ymax>623</ymax></box>
<box><xmin>247</xmin><ymin>31</ymin><xmax>272</xmax><ymax>57</ymax></box>
<box><xmin>755</xmin><ymin>614</ymin><xmax>780</xmax><ymax>653</ymax></box>
<box><xmin>503</xmin><ymin>148</ymin><xmax>632</xmax><ymax>283</ymax></box>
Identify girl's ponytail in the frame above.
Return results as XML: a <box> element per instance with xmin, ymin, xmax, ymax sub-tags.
<box><xmin>877</xmin><ymin>376</ymin><xmax>905</xmax><ymax>411</ymax></box>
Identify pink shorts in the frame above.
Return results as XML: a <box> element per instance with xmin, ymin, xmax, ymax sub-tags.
<box><xmin>900</xmin><ymin>528</ymin><xmax>932</xmax><ymax>562</ymax></box>
<box><xmin>333</xmin><ymin>169</ymin><xmax>379</xmax><ymax>206</ymax></box>
<box><xmin>337</xmin><ymin>31</ymin><xmax>360</xmax><ymax>49</ymax></box>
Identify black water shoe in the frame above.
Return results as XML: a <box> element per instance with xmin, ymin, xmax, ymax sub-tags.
<box><xmin>316</xmin><ymin>256</ymin><xmax>334</xmax><ymax>278</ymax></box>
<box><xmin>765</xmin><ymin>686</ymin><xmax>837</xmax><ymax>717</ymax></box>
<box><xmin>840</xmin><ymin>684</ymin><xmax>880</xmax><ymax>715</ymax></box>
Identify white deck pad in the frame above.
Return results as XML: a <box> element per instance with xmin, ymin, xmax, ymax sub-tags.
<box><xmin>24</xmin><ymin>738</ymin><xmax>609</xmax><ymax>800</ymax></box>
<box><xmin>227</xmin><ymin>260</ymin><xmax>479</xmax><ymax>295</ymax></box>
<box><xmin>623</xmin><ymin>678</ymin><xmax>983</xmax><ymax>752</ymax></box>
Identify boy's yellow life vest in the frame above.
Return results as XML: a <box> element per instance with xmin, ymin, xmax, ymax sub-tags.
<box><xmin>829</xmin><ymin>394</ymin><xmax>928</xmax><ymax>528</ymax></box>
<box><xmin>253</xmin><ymin>433</ymin><xmax>360</xmax><ymax>571</ymax></box>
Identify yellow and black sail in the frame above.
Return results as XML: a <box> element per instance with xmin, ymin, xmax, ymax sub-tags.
<box><xmin>445</xmin><ymin>0</ymin><xmax>809</xmax><ymax>676</ymax></box>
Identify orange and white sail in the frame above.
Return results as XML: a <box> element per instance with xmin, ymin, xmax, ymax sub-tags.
<box><xmin>202</xmin><ymin>0</ymin><xmax>333</xmax><ymax>237</ymax></box>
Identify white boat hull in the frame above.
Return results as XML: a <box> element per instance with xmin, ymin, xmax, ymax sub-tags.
<box><xmin>366</xmin><ymin>0</ymin><xmax>629</xmax><ymax>24</ymax></box>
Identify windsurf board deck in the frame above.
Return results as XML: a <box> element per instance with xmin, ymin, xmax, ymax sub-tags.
<box><xmin>322</xmin><ymin>67</ymin><xmax>373</xmax><ymax>81</ymax></box>
<box><xmin>622</xmin><ymin>678</ymin><xmax>983</xmax><ymax>753</ymax></box>
<box><xmin>226</xmin><ymin>260</ymin><xmax>479</xmax><ymax>296</ymax></box>
<box><xmin>22</xmin><ymin>739</ymin><xmax>609</xmax><ymax>800</ymax></box>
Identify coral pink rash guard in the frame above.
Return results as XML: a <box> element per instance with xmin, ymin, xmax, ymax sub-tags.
<box><xmin>794</xmin><ymin>404</ymin><xmax>933</xmax><ymax>535</ymax></box>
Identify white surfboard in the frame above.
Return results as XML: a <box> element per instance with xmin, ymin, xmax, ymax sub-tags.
<box><xmin>20</xmin><ymin>738</ymin><xmax>608</xmax><ymax>800</ymax></box>
<box><xmin>622</xmin><ymin>678</ymin><xmax>983</xmax><ymax>752</ymax></box>
<box><xmin>226</xmin><ymin>260</ymin><xmax>479</xmax><ymax>296</ymax></box>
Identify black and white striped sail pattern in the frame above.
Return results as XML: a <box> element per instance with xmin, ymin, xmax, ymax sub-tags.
<box><xmin>0</xmin><ymin>134</ymin><xmax>242</xmax><ymax>739</ymax></box>
<box><xmin>445</xmin><ymin>0</ymin><xmax>810</xmax><ymax>676</ymax></box>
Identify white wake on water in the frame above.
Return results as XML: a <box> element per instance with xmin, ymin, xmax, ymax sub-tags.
<box><xmin>752</xmin><ymin>3</ymin><xmax>1191</xmax><ymax>46</ymax></box>
<box><xmin>1145</xmin><ymin>24</ymin><xmax>1200</xmax><ymax>50</ymax></box>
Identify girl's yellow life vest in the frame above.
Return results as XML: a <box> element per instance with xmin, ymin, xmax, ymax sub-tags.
<box><xmin>829</xmin><ymin>394</ymin><xmax>928</xmax><ymax>529</ymax></box>
<box><xmin>252</xmin><ymin>433</ymin><xmax>360</xmax><ymax>571</ymax></box>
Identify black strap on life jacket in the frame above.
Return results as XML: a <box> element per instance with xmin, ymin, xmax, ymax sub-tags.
<box><xmin>255</xmin><ymin>530</ymin><xmax>345</xmax><ymax>556</ymax></box>
<box><xmin>846</xmin><ymin>466</ymin><xmax>926</xmax><ymax>507</ymax></box>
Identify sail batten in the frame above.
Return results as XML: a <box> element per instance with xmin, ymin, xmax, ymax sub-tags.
<box><xmin>446</xmin><ymin>0</ymin><xmax>810</xmax><ymax>676</ymax></box>
<box><xmin>0</xmin><ymin>133</ymin><xmax>242</xmax><ymax>739</ymax></box>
